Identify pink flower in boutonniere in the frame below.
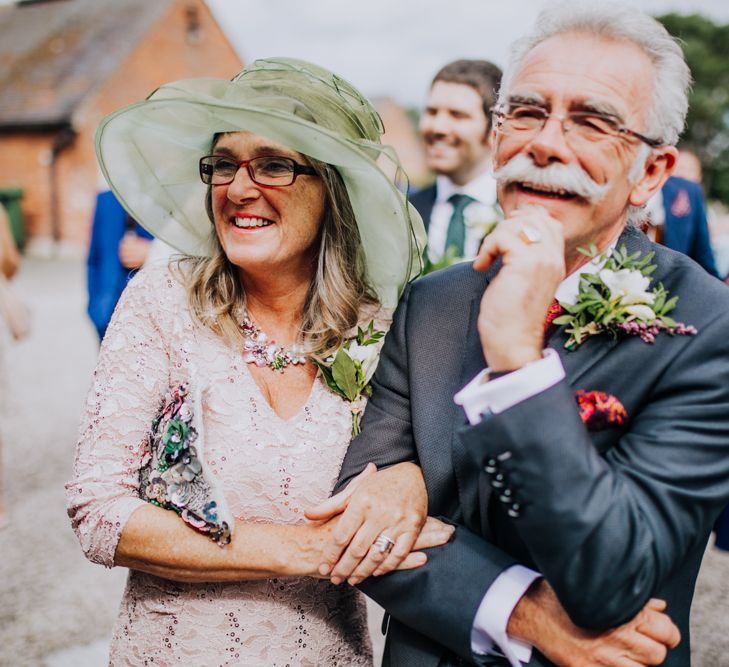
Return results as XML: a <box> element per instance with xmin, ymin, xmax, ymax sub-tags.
<box><xmin>554</xmin><ymin>244</ymin><xmax>698</xmax><ymax>349</ymax></box>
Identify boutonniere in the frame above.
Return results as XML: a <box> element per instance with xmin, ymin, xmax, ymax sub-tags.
<box><xmin>554</xmin><ymin>244</ymin><xmax>698</xmax><ymax>350</ymax></box>
<box><xmin>464</xmin><ymin>201</ymin><xmax>502</xmax><ymax>239</ymax></box>
<box><xmin>424</xmin><ymin>203</ymin><xmax>502</xmax><ymax>274</ymax></box>
<box><xmin>313</xmin><ymin>320</ymin><xmax>385</xmax><ymax>436</ymax></box>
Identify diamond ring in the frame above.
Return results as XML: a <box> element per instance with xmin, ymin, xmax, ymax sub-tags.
<box><xmin>374</xmin><ymin>533</ymin><xmax>395</xmax><ymax>554</ymax></box>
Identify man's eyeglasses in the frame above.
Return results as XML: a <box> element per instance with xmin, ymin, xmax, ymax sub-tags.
<box><xmin>491</xmin><ymin>104</ymin><xmax>664</xmax><ymax>148</ymax></box>
<box><xmin>199</xmin><ymin>155</ymin><xmax>318</xmax><ymax>187</ymax></box>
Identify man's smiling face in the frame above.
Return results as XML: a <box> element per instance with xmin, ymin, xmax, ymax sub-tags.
<box><xmin>493</xmin><ymin>31</ymin><xmax>662</xmax><ymax>256</ymax></box>
<box><xmin>419</xmin><ymin>81</ymin><xmax>492</xmax><ymax>186</ymax></box>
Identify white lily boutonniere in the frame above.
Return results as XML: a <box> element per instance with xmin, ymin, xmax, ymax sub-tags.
<box><xmin>314</xmin><ymin>320</ymin><xmax>385</xmax><ymax>436</ymax></box>
<box><xmin>554</xmin><ymin>244</ymin><xmax>698</xmax><ymax>349</ymax></box>
<box><xmin>464</xmin><ymin>201</ymin><xmax>502</xmax><ymax>240</ymax></box>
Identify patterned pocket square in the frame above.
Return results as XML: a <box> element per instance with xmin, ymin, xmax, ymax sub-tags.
<box><xmin>575</xmin><ymin>390</ymin><xmax>627</xmax><ymax>431</ymax></box>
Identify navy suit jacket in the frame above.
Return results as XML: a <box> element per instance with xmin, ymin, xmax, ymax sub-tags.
<box><xmin>410</xmin><ymin>184</ymin><xmax>437</xmax><ymax>232</ymax></box>
<box><xmin>662</xmin><ymin>176</ymin><xmax>719</xmax><ymax>277</ymax></box>
<box><xmin>86</xmin><ymin>190</ymin><xmax>153</xmax><ymax>340</ymax></box>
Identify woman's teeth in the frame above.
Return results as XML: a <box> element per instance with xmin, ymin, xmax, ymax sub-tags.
<box><xmin>233</xmin><ymin>217</ymin><xmax>273</xmax><ymax>228</ymax></box>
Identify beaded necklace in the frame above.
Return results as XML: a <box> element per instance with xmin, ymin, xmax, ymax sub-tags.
<box><xmin>239</xmin><ymin>316</ymin><xmax>307</xmax><ymax>372</ymax></box>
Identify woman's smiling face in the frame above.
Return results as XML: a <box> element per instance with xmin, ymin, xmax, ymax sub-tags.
<box><xmin>210</xmin><ymin>131</ymin><xmax>326</xmax><ymax>279</ymax></box>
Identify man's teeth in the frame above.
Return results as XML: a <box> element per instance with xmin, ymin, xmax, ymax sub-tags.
<box><xmin>521</xmin><ymin>183</ymin><xmax>574</xmax><ymax>197</ymax></box>
<box><xmin>233</xmin><ymin>217</ymin><xmax>272</xmax><ymax>228</ymax></box>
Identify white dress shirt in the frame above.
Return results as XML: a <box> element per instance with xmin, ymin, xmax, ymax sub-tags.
<box><xmin>453</xmin><ymin>249</ymin><xmax>609</xmax><ymax>666</ymax></box>
<box><xmin>428</xmin><ymin>172</ymin><xmax>498</xmax><ymax>262</ymax></box>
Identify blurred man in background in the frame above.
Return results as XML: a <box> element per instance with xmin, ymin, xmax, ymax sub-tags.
<box><xmin>412</xmin><ymin>59</ymin><xmax>502</xmax><ymax>266</ymax></box>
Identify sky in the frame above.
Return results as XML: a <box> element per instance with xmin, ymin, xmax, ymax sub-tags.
<box><xmin>206</xmin><ymin>0</ymin><xmax>729</xmax><ymax>108</ymax></box>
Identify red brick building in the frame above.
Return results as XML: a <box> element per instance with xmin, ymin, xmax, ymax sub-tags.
<box><xmin>0</xmin><ymin>0</ymin><xmax>242</xmax><ymax>255</ymax></box>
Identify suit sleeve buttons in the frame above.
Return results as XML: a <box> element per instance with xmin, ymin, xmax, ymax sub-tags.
<box><xmin>507</xmin><ymin>503</ymin><xmax>521</xmax><ymax>518</ymax></box>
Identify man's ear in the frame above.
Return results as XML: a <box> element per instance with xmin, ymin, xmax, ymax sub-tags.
<box><xmin>629</xmin><ymin>145</ymin><xmax>678</xmax><ymax>207</ymax></box>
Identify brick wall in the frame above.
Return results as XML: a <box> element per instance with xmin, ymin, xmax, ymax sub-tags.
<box><xmin>1</xmin><ymin>0</ymin><xmax>242</xmax><ymax>251</ymax></box>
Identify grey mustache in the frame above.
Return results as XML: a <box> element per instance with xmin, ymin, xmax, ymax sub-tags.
<box><xmin>493</xmin><ymin>154</ymin><xmax>609</xmax><ymax>204</ymax></box>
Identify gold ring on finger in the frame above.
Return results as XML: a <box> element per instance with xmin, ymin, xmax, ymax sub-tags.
<box><xmin>518</xmin><ymin>225</ymin><xmax>542</xmax><ymax>245</ymax></box>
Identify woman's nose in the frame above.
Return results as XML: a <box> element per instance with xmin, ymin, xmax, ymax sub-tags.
<box><xmin>226</xmin><ymin>165</ymin><xmax>261</xmax><ymax>203</ymax></box>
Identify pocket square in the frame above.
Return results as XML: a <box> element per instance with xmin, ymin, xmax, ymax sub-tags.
<box><xmin>575</xmin><ymin>390</ymin><xmax>627</xmax><ymax>431</ymax></box>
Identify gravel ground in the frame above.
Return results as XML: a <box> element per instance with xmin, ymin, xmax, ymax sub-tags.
<box><xmin>1</xmin><ymin>257</ymin><xmax>727</xmax><ymax>666</ymax></box>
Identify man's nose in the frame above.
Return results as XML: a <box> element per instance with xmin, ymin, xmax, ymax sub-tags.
<box><xmin>525</xmin><ymin>115</ymin><xmax>573</xmax><ymax>167</ymax></box>
<box><xmin>423</xmin><ymin>111</ymin><xmax>450</xmax><ymax>136</ymax></box>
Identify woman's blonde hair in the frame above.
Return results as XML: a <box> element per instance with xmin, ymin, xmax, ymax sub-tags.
<box><xmin>180</xmin><ymin>155</ymin><xmax>377</xmax><ymax>358</ymax></box>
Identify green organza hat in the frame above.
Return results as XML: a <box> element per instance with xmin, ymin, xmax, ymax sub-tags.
<box><xmin>95</xmin><ymin>57</ymin><xmax>426</xmax><ymax>307</ymax></box>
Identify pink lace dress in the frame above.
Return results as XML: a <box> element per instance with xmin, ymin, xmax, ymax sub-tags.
<box><xmin>67</xmin><ymin>264</ymin><xmax>386</xmax><ymax>666</ymax></box>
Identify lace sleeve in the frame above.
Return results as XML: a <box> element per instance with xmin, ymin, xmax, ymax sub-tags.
<box><xmin>66</xmin><ymin>266</ymin><xmax>174</xmax><ymax>567</ymax></box>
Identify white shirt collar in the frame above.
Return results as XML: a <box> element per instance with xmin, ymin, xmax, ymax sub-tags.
<box><xmin>435</xmin><ymin>171</ymin><xmax>497</xmax><ymax>206</ymax></box>
<box><xmin>556</xmin><ymin>237</ymin><xmax>620</xmax><ymax>305</ymax></box>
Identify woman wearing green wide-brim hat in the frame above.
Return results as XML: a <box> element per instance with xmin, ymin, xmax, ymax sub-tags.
<box><xmin>66</xmin><ymin>58</ymin><xmax>446</xmax><ymax>665</ymax></box>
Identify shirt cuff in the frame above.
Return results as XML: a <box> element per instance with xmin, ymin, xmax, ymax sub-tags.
<box><xmin>471</xmin><ymin>565</ymin><xmax>541</xmax><ymax>667</ymax></box>
<box><xmin>454</xmin><ymin>349</ymin><xmax>565</xmax><ymax>424</ymax></box>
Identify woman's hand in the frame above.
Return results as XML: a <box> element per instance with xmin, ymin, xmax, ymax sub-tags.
<box><xmin>306</xmin><ymin>462</ymin><xmax>429</xmax><ymax>585</ymax></box>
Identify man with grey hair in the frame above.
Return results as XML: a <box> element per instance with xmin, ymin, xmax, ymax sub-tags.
<box><xmin>315</xmin><ymin>3</ymin><xmax>729</xmax><ymax>666</ymax></box>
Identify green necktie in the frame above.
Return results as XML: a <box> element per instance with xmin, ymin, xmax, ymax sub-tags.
<box><xmin>445</xmin><ymin>193</ymin><xmax>476</xmax><ymax>257</ymax></box>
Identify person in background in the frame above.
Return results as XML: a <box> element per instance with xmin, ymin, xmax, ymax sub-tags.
<box><xmin>0</xmin><ymin>202</ymin><xmax>21</xmax><ymax>527</ymax></box>
<box><xmin>412</xmin><ymin>59</ymin><xmax>503</xmax><ymax>268</ymax></box>
<box><xmin>673</xmin><ymin>152</ymin><xmax>729</xmax><ymax>548</ymax></box>
<box><xmin>643</xmin><ymin>146</ymin><xmax>719</xmax><ymax>277</ymax></box>
<box><xmin>0</xmin><ymin>204</ymin><xmax>19</xmax><ymax>281</ymax></box>
<box><xmin>86</xmin><ymin>189</ymin><xmax>153</xmax><ymax>341</ymax></box>
<box><xmin>672</xmin><ymin>146</ymin><xmax>703</xmax><ymax>183</ymax></box>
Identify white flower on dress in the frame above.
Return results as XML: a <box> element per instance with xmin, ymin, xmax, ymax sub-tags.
<box><xmin>599</xmin><ymin>268</ymin><xmax>655</xmax><ymax>305</ymax></box>
<box><xmin>345</xmin><ymin>341</ymin><xmax>380</xmax><ymax>384</ymax></box>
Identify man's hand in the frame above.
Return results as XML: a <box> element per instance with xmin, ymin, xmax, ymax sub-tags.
<box><xmin>508</xmin><ymin>579</ymin><xmax>680</xmax><ymax>666</ymax></box>
<box><xmin>306</xmin><ymin>462</ymin><xmax>428</xmax><ymax>585</ymax></box>
<box><xmin>119</xmin><ymin>233</ymin><xmax>151</xmax><ymax>269</ymax></box>
<box><xmin>473</xmin><ymin>205</ymin><xmax>565</xmax><ymax>371</ymax></box>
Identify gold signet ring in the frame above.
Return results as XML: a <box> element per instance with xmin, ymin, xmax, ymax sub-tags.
<box><xmin>518</xmin><ymin>225</ymin><xmax>542</xmax><ymax>245</ymax></box>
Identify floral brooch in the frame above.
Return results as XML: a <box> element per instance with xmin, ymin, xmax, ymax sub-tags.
<box><xmin>140</xmin><ymin>384</ymin><xmax>231</xmax><ymax>546</ymax></box>
<box><xmin>554</xmin><ymin>244</ymin><xmax>698</xmax><ymax>350</ymax></box>
<box><xmin>313</xmin><ymin>320</ymin><xmax>385</xmax><ymax>436</ymax></box>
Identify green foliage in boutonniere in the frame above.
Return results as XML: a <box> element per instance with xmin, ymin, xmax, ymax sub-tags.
<box><xmin>314</xmin><ymin>320</ymin><xmax>385</xmax><ymax>436</ymax></box>
<box><xmin>554</xmin><ymin>244</ymin><xmax>698</xmax><ymax>350</ymax></box>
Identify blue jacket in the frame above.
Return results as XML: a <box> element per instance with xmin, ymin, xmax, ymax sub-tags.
<box><xmin>86</xmin><ymin>191</ymin><xmax>153</xmax><ymax>340</ymax></box>
<box><xmin>662</xmin><ymin>176</ymin><xmax>719</xmax><ymax>277</ymax></box>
